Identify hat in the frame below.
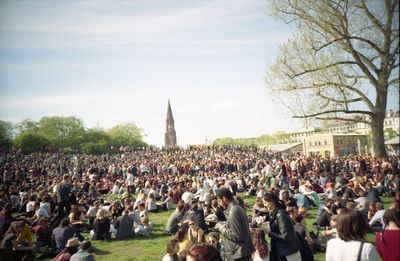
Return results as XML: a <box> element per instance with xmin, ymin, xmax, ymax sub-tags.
<box><xmin>66</xmin><ymin>237</ymin><xmax>80</xmax><ymax>248</ymax></box>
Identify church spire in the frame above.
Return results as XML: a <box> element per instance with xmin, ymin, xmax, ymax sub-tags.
<box><xmin>166</xmin><ymin>99</ymin><xmax>174</xmax><ymax>123</ymax></box>
<box><xmin>165</xmin><ymin>100</ymin><xmax>177</xmax><ymax>148</ymax></box>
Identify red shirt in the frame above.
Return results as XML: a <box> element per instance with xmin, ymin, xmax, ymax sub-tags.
<box><xmin>375</xmin><ymin>229</ymin><xmax>400</xmax><ymax>261</ymax></box>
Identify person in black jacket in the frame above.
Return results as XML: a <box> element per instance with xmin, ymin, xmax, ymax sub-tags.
<box><xmin>215</xmin><ymin>188</ymin><xmax>255</xmax><ymax>261</ymax></box>
<box><xmin>263</xmin><ymin>192</ymin><xmax>301</xmax><ymax>261</ymax></box>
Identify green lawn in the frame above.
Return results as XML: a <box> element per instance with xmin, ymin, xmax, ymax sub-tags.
<box><xmin>39</xmin><ymin>196</ymin><xmax>391</xmax><ymax>261</ymax></box>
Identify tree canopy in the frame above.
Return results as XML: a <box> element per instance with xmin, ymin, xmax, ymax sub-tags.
<box><xmin>267</xmin><ymin>0</ymin><xmax>399</xmax><ymax>157</ymax></box>
<box><xmin>1</xmin><ymin>116</ymin><xmax>147</xmax><ymax>154</ymax></box>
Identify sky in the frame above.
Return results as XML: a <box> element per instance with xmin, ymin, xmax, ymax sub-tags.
<box><xmin>0</xmin><ymin>0</ymin><xmax>397</xmax><ymax>146</ymax></box>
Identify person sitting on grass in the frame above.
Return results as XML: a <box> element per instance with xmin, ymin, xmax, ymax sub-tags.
<box><xmin>90</xmin><ymin>208</ymin><xmax>110</xmax><ymax>241</ymax></box>
<box><xmin>134</xmin><ymin>216</ymin><xmax>153</xmax><ymax>236</ymax></box>
<box><xmin>54</xmin><ymin>237</ymin><xmax>79</xmax><ymax>261</ymax></box>
<box><xmin>162</xmin><ymin>238</ymin><xmax>179</xmax><ymax>261</ymax></box>
<box><xmin>113</xmin><ymin>209</ymin><xmax>134</xmax><ymax>240</ymax></box>
<box><xmin>1</xmin><ymin>221</ymin><xmax>35</xmax><ymax>261</ymax></box>
<box><xmin>70</xmin><ymin>240</ymin><xmax>95</xmax><ymax>261</ymax></box>
<box><xmin>165</xmin><ymin>202</ymin><xmax>185</xmax><ymax>235</ymax></box>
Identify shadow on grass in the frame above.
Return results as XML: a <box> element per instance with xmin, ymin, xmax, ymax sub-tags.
<box><xmin>92</xmin><ymin>246</ymin><xmax>112</xmax><ymax>255</ymax></box>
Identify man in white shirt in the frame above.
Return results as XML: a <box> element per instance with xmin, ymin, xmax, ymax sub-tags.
<box><xmin>126</xmin><ymin>171</ymin><xmax>134</xmax><ymax>194</ymax></box>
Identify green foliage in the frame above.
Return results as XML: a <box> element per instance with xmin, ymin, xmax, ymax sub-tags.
<box><xmin>107</xmin><ymin>123</ymin><xmax>147</xmax><ymax>148</ymax></box>
<box><xmin>0</xmin><ymin>120</ymin><xmax>14</xmax><ymax>148</ymax></box>
<box><xmin>11</xmin><ymin>117</ymin><xmax>147</xmax><ymax>154</ymax></box>
<box><xmin>213</xmin><ymin>132</ymin><xmax>289</xmax><ymax>145</ymax></box>
<box><xmin>38</xmin><ymin>116</ymin><xmax>85</xmax><ymax>149</ymax></box>
<box><xmin>17</xmin><ymin>118</ymin><xmax>39</xmax><ymax>133</ymax></box>
<box><xmin>81</xmin><ymin>142</ymin><xmax>109</xmax><ymax>155</ymax></box>
<box><xmin>14</xmin><ymin>131</ymin><xmax>51</xmax><ymax>154</ymax></box>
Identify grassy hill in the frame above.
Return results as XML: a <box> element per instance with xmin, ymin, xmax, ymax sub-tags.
<box><xmin>38</xmin><ymin>195</ymin><xmax>391</xmax><ymax>261</ymax></box>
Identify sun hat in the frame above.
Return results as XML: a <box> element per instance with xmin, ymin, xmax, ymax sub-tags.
<box><xmin>66</xmin><ymin>237</ymin><xmax>80</xmax><ymax>248</ymax></box>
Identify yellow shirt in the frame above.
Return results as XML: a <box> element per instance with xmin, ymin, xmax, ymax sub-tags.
<box><xmin>16</xmin><ymin>224</ymin><xmax>32</xmax><ymax>245</ymax></box>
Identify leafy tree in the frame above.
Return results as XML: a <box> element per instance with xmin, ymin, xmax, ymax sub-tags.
<box><xmin>14</xmin><ymin>131</ymin><xmax>50</xmax><ymax>154</ymax></box>
<box><xmin>17</xmin><ymin>119</ymin><xmax>39</xmax><ymax>133</ymax></box>
<box><xmin>213</xmin><ymin>137</ymin><xmax>235</xmax><ymax>145</ymax></box>
<box><xmin>107</xmin><ymin>123</ymin><xmax>147</xmax><ymax>148</ymax></box>
<box><xmin>84</xmin><ymin>128</ymin><xmax>111</xmax><ymax>144</ymax></box>
<box><xmin>38</xmin><ymin>116</ymin><xmax>85</xmax><ymax>150</ymax></box>
<box><xmin>267</xmin><ymin>0</ymin><xmax>399</xmax><ymax>157</ymax></box>
<box><xmin>0</xmin><ymin>120</ymin><xmax>14</xmax><ymax>148</ymax></box>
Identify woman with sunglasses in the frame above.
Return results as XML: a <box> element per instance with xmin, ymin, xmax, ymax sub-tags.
<box><xmin>188</xmin><ymin>218</ymin><xmax>205</xmax><ymax>244</ymax></box>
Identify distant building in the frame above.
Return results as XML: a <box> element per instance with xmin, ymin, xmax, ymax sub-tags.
<box><xmin>288</xmin><ymin>127</ymin><xmax>322</xmax><ymax>143</ymax></box>
<box><xmin>321</xmin><ymin>110</ymin><xmax>400</xmax><ymax>137</ymax></box>
<box><xmin>262</xmin><ymin>142</ymin><xmax>303</xmax><ymax>154</ymax></box>
<box><xmin>304</xmin><ymin>133</ymin><xmax>367</xmax><ymax>157</ymax></box>
<box><xmin>164</xmin><ymin>100</ymin><xmax>177</xmax><ymax>148</ymax></box>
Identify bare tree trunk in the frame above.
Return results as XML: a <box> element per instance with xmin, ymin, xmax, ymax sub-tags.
<box><xmin>371</xmin><ymin>84</ymin><xmax>388</xmax><ymax>157</ymax></box>
<box><xmin>371</xmin><ymin>115</ymin><xmax>386</xmax><ymax>157</ymax></box>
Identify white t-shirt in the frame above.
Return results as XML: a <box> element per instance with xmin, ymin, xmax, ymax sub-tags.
<box><xmin>252</xmin><ymin>249</ymin><xmax>269</xmax><ymax>261</ymax></box>
<box><xmin>126</xmin><ymin>173</ymin><xmax>134</xmax><ymax>186</ymax></box>
<box><xmin>162</xmin><ymin>254</ymin><xmax>174</xmax><ymax>261</ymax></box>
<box><xmin>326</xmin><ymin>238</ymin><xmax>379</xmax><ymax>261</ymax></box>
<box><xmin>26</xmin><ymin>201</ymin><xmax>36</xmax><ymax>212</ymax></box>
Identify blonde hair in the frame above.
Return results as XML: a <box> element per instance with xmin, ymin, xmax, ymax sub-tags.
<box><xmin>96</xmin><ymin>208</ymin><xmax>108</xmax><ymax>219</ymax></box>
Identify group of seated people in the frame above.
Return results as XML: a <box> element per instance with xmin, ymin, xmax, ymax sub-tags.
<box><xmin>0</xmin><ymin>147</ymin><xmax>399</xmax><ymax>261</ymax></box>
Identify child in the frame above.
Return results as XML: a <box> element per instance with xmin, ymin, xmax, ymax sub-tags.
<box><xmin>134</xmin><ymin>217</ymin><xmax>153</xmax><ymax>236</ymax></box>
<box><xmin>137</xmin><ymin>203</ymin><xmax>149</xmax><ymax>219</ymax></box>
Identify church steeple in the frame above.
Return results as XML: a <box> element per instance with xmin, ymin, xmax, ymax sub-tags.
<box><xmin>165</xmin><ymin>100</ymin><xmax>177</xmax><ymax>148</ymax></box>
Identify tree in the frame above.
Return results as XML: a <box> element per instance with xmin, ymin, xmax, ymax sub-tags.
<box><xmin>17</xmin><ymin>119</ymin><xmax>39</xmax><ymax>133</ymax></box>
<box><xmin>107</xmin><ymin>123</ymin><xmax>147</xmax><ymax>148</ymax></box>
<box><xmin>81</xmin><ymin>128</ymin><xmax>112</xmax><ymax>154</ymax></box>
<box><xmin>14</xmin><ymin>131</ymin><xmax>51</xmax><ymax>154</ymax></box>
<box><xmin>267</xmin><ymin>0</ymin><xmax>399</xmax><ymax>157</ymax></box>
<box><xmin>38</xmin><ymin>116</ymin><xmax>85</xmax><ymax>150</ymax></box>
<box><xmin>0</xmin><ymin>120</ymin><xmax>14</xmax><ymax>149</ymax></box>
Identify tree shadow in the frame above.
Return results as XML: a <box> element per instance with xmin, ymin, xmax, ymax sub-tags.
<box><xmin>92</xmin><ymin>246</ymin><xmax>112</xmax><ymax>255</ymax></box>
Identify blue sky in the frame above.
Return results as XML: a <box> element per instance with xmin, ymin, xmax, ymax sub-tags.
<box><xmin>1</xmin><ymin>1</ymin><xmax>396</xmax><ymax>146</ymax></box>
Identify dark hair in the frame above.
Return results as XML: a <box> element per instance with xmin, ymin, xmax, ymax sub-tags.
<box><xmin>187</xmin><ymin>243</ymin><xmax>222</xmax><ymax>261</ymax></box>
<box><xmin>216</xmin><ymin>188</ymin><xmax>233</xmax><ymax>201</ymax></box>
<box><xmin>175</xmin><ymin>227</ymin><xmax>188</xmax><ymax>242</ymax></box>
<box><xmin>381</xmin><ymin>208</ymin><xmax>400</xmax><ymax>245</ymax></box>
<box><xmin>263</xmin><ymin>192</ymin><xmax>285</xmax><ymax>210</ymax></box>
<box><xmin>336</xmin><ymin>209</ymin><xmax>368</xmax><ymax>241</ymax></box>
<box><xmin>80</xmin><ymin>240</ymin><xmax>92</xmax><ymax>251</ymax></box>
<box><xmin>252</xmin><ymin>230</ymin><xmax>269</xmax><ymax>259</ymax></box>
<box><xmin>383</xmin><ymin>208</ymin><xmax>400</xmax><ymax>229</ymax></box>
<box><xmin>166</xmin><ymin>239</ymin><xmax>179</xmax><ymax>259</ymax></box>
<box><xmin>177</xmin><ymin>202</ymin><xmax>185</xmax><ymax>212</ymax></box>
<box><xmin>60</xmin><ymin>217</ymin><xmax>70</xmax><ymax>227</ymax></box>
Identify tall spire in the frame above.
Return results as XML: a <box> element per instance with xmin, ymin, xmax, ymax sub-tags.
<box><xmin>166</xmin><ymin>99</ymin><xmax>174</xmax><ymax>123</ymax></box>
<box><xmin>165</xmin><ymin>99</ymin><xmax>177</xmax><ymax>148</ymax></box>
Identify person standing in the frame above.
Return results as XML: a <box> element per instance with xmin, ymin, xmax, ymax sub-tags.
<box><xmin>56</xmin><ymin>175</ymin><xmax>72</xmax><ymax>221</ymax></box>
<box><xmin>262</xmin><ymin>192</ymin><xmax>301</xmax><ymax>261</ymax></box>
<box><xmin>215</xmin><ymin>187</ymin><xmax>254</xmax><ymax>261</ymax></box>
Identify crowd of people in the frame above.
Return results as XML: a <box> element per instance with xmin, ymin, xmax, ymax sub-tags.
<box><xmin>0</xmin><ymin>145</ymin><xmax>399</xmax><ymax>261</ymax></box>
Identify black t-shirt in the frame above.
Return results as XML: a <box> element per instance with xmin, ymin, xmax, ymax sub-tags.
<box><xmin>57</xmin><ymin>182</ymin><xmax>71</xmax><ymax>203</ymax></box>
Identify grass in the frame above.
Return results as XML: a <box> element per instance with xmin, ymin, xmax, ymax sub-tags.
<box><xmin>38</xmin><ymin>196</ymin><xmax>392</xmax><ymax>261</ymax></box>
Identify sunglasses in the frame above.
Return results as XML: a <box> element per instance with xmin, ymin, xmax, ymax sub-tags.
<box><xmin>189</xmin><ymin>223</ymin><xmax>195</xmax><ymax>226</ymax></box>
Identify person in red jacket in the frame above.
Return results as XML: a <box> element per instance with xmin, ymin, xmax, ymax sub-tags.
<box><xmin>375</xmin><ymin>208</ymin><xmax>400</xmax><ymax>261</ymax></box>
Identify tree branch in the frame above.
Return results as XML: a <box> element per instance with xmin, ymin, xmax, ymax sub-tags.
<box><xmin>312</xmin><ymin>82</ymin><xmax>375</xmax><ymax>110</ymax></box>
<box><xmin>290</xmin><ymin>61</ymin><xmax>358</xmax><ymax>79</ymax></box>
<box><xmin>359</xmin><ymin>0</ymin><xmax>386</xmax><ymax>34</ymax></box>
<box><xmin>292</xmin><ymin>109</ymin><xmax>373</xmax><ymax>118</ymax></box>
<box><xmin>388</xmin><ymin>77</ymin><xmax>399</xmax><ymax>86</ymax></box>
<box><xmin>314</xmin><ymin>116</ymin><xmax>370</xmax><ymax>124</ymax></box>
